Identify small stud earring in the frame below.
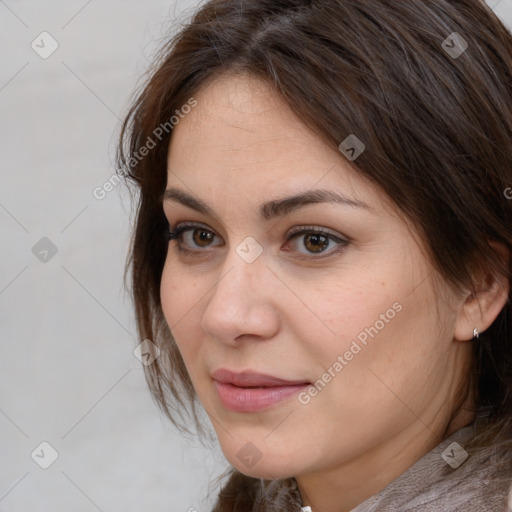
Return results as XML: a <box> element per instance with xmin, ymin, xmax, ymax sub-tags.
<box><xmin>473</xmin><ymin>328</ymin><xmax>480</xmax><ymax>339</ymax></box>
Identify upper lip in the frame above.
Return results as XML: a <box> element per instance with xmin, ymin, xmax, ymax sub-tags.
<box><xmin>211</xmin><ymin>369</ymin><xmax>310</xmax><ymax>388</ymax></box>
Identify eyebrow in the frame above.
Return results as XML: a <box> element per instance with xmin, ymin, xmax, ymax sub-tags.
<box><xmin>162</xmin><ymin>186</ymin><xmax>372</xmax><ymax>221</ymax></box>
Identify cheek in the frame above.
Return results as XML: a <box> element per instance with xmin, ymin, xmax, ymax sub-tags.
<box><xmin>313</xmin><ymin>280</ymin><xmax>443</xmax><ymax>424</ymax></box>
<box><xmin>295</xmin><ymin>257</ymin><xmax>441</xmax><ymax>395</ymax></box>
<box><xmin>160</xmin><ymin>254</ymin><xmax>208</xmax><ymax>320</ymax></box>
<box><xmin>160</xmin><ymin>262</ymin><xmax>205</xmax><ymax>361</ymax></box>
<box><xmin>160</xmin><ymin>263</ymin><xmax>182</xmax><ymax>325</ymax></box>
<box><xmin>289</xmin><ymin>272</ymin><xmax>401</xmax><ymax>365</ymax></box>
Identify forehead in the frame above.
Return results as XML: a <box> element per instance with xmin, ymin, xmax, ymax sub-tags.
<box><xmin>165</xmin><ymin>72</ymin><xmax>392</xmax><ymax>216</ymax></box>
<box><xmin>168</xmin><ymin>72</ymin><xmax>329</xmax><ymax>164</ymax></box>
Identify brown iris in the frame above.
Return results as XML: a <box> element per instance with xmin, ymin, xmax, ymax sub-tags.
<box><xmin>303</xmin><ymin>233</ymin><xmax>329</xmax><ymax>253</ymax></box>
<box><xmin>192</xmin><ymin>228</ymin><xmax>215</xmax><ymax>247</ymax></box>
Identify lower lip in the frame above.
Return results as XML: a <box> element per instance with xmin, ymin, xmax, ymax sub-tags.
<box><xmin>213</xmin><ymin>381</ymin><xmax>309</xmax><ymax>412</ymax></box>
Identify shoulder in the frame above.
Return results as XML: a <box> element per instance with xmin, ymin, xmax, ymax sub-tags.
<box><xmin>400</xmin><ymin>442</ymin><xmax>512</xmax><ymax>512</ymax></box>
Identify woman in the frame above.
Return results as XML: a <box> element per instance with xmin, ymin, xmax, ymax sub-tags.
<box><xmin>117</xmin><ymin>0</ymin><xmax>512</xmax><ymax>510</ymax></box>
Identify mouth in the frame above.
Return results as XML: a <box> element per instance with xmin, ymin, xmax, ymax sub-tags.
<box><xmin>211</xmin><ymin>369</ymin><xmax>311</xmax><ymax>412</ymax></box>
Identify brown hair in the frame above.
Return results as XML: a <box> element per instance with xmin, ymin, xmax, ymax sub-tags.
<box><xmin>117</xmin><ymin>0</ymin><xmax>512</xmax><ymax>508</ymax></box>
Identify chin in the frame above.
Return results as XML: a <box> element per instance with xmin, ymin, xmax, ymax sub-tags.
<box><xmin>219</xmin><ymin>439</ymin><xmax>303</xmax><ymax>480</ymax></box>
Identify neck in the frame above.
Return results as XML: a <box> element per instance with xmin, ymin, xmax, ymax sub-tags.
<box><xmin>297</xmin><ymin>414</ymin><xmax>475</xmax><ymax>512</ymax></box>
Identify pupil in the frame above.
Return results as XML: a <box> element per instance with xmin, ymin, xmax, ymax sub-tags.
<box><xmin>194</xmin><ymin>229</ymin><xmax>212</xmax><ymax>246</ymax></box>
<box><xmin>306</xmin><ymin>234</ymin><xmax>328</xmax><ymax>253</ymax></box>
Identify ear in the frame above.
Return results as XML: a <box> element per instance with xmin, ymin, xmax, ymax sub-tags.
<box><xmin>453</xmin><ymin>242</ymin><xmax>510</xmax><ymax>341</ymax></box>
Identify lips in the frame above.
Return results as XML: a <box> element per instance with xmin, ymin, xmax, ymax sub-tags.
<box><xmin>211</xmin><ymin>369</ymin><xmax>309</xmax><ymax>387</ymax></box>
<box><xmin>211</xmin><ymin>369</ymin><xmax>310</xmax><ymax>412</ymax></box>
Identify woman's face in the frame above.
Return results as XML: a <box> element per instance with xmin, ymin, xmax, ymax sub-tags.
<box><xmin>160</xmin><ymin>73</ymin><xmax>472</xmax><ymax>480</ymax></box>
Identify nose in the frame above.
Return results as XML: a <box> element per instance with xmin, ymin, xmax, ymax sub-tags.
<box><xmin>200</xmin><ymin>252</ymin><xmax>280</xmax><ymax>347</ymax></box>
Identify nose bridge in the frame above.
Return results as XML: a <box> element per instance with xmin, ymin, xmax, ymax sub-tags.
<box><xmin>200</xmin><ymin>243</ymin><xmax>278</xmax><ymax>343</ymax></box>
<box><xmin>211</xmin><ymin>245</ymin><xmax>264</xmax><ymax>309</ymax></box>
<box><xmin>213</xmin><ymin>232</ymin><xmax>266</xmax><ymax>298</ymax></box>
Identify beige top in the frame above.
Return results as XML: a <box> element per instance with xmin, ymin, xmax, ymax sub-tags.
<box><xmin>346</xmin><ymin>424</ymin><xmax>512</xmax><ymax>511</ymax></box>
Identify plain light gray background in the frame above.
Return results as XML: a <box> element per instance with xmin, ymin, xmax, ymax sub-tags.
<box><xmin>0</xmin><ymin>2</ymin><xmax>226</xmax><ymax>511</ymax></box>
<box><xmin>1</xmin><ymin>1</ymin><xmax>512</xmax><ymax>511</ymax></box>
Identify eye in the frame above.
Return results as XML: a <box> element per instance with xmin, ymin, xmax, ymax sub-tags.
<box><xmin>166</xmin><ymin>221</ymin><xmax>222</xmax><ymax>253</ymax></box>
<box><xmin>285</xmin><ymin>226</ymin><xmax>349</xmax><ymax>257</ymax></box>
<box><xmin>166</xmin><ymin>222</ymin><xmax>349</xmax><ymax>259</ymax></box>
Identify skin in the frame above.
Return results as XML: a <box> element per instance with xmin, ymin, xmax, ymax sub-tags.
<box><xmin>160</xmin><ymin>72</ymin><xmax>508</xmax><ymax>512</ymax></box>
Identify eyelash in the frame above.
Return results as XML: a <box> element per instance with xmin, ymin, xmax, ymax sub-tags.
<box><xmin>165</xmin><ymin>221</ymin><xmax>350</xmax><ymax>259</ymax></box>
